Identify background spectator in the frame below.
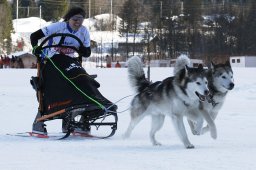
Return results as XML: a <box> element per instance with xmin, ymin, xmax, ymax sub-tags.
<box><xmin>115</xmin><ymin>61</ymin><xmax>121</xmax><ymax>68</ymax></box>
<box><xmin>0</xmin><ymin>56</ymin><xmax>3</xmax><ymax>68</ymax></box>
<box><xmin>106</xmin><ymin>55</ymin><xmax>111</xmax><ymax>68</ymax></box>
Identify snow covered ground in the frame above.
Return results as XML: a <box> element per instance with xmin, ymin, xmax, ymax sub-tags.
<box><xmin>0</xmin><ymin>67</ymin><xmax>256</xmax><ymax>170</ymax></box>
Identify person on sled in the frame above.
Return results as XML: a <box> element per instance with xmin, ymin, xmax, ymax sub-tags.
<box><xmin>30</xmin><ymin>6</ymin><xmax>91</xmax><ymax>136</ymax></box>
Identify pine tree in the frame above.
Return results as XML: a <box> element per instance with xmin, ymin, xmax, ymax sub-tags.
<box><xmin>27</xmin><ymin>0</ymin><xmax>39</xmax><ymax>17</ymax></box>
<box><xmin>69</xmin><ymin>0</ymin><xmax>88</xmax><ymax>12</ymax></box>
<box><xmin>38</xmin><ymin>0</ymin><xmax>69</xmax><ymax>21</ymax></box>
<box><xmin>240</xmin><ymin>2</ymin><xmax>256</xmax><ymax>55</ymax></box>
<box><xmin>0</xmin><ymin>0</ymin><xmax>13</xmax><ymax>54</ymax></box>
<box><xmin>119</xmin><ymin>0</ymin><xmax>144</xmax><ymax>57</ymax></box>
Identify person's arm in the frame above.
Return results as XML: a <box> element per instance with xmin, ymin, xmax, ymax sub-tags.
<box><xmin>30</xmin><ymin>29</ymin><xmax>45</xmax><ymax>47</ymax></box>
<box><xmin>79</xmin><ymin>26</ymin><xmax>91</xmax><ymax>57</ymax></box>
<box><xmin>79</xmin><ymin>46</ymin><xmax>91</xmax><ymax>58</ymax></box>
<box><xmin>84</xmin><ymin>47</ymin><xmax>91</xmax><ymax>57</ymax></box>
<box><xmin>79</xmin><ymin>27</ymin><xmax>91</xmax><ymax>57</ymax></box>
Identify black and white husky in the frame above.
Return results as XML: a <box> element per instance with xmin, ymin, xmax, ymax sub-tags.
<box><xmin>187</xmin><ymin>60</ymin><xmax>234</xmax><ymax>136</ymax></box>
<box><xmin>123</xmin><ymin>55</ymin><xmax>216</xmax><ymax>149</ymax></box>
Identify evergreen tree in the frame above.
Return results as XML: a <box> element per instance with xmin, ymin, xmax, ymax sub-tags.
<box><xmin>182</xmin><ymin>0</ymin><xmax>202</xmax><ymax>57</ymax></box>
<box><xmin>19</xmin><ymin>0</ymin><xmax>30</xmax><ymax>18</ymax></box>
<box><xmin>38</xmin><ymin>0</ymin><xmax>69</xmax><ymax>21</ymax></box>
<box><xmin>119</xmin><ymin>0</ymin><xmax>145</xmax><ymax>57</ymax></box>
<box><xmin>240</xmin><ymin>2</ymin><xmax>256</xmax><ymax>55</ymax></box>
<box><xmin>0</xmin><ymin>0</ymin><xmax>13</xmax><ymax>54</ymax></box>
<box><xmin>69</xmin><ymin>0</ymin><xmax>88</xmax><ymax>15</ymax></box>
<box><xmin>27</xmin><ymin>0</ymin><xmax>39</xmax><ymax>17</ymax></box>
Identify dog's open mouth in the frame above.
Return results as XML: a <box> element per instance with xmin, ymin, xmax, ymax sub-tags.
<box><xmin>195</xmin><ymin>92</ymin><xmax>206</xmax><ymax>101</ymax></box>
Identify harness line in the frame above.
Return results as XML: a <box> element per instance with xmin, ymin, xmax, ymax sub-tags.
<box><xmin>107</xmin><ymin>94</ymin><xmax>134</xmax><ymax>114</ymax></box>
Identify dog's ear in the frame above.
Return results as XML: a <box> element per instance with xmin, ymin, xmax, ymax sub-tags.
<box><xmin>211</xmin><ymin>61</ymin><xmax>215</xmax><ymax>70</ymax></box>
<box><xmin>184</xmin><ymin>64</ymin><xmax>189</xmax><ymax>77</ymax></box>
<box><xmin>185</xmin><ymin>65</ymin><xmax>190</xmax><ymax>75</ymax></box>
<box><xmin>225</xmin><ymin>60</ymin><xmax>231</xmax><ymax>67</ymax></box>
<box><xmin>177</xmin><ymin>67</ymin><xmax>188</xmax><ymax>85</ymax></box>
<box><xmin>185</xmin><ymin>65</ymin><xmax>190</xmax><ymax>72</ymax></box>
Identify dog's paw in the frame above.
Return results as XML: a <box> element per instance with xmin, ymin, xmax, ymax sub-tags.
<box><xmin>186</xmin><ymin>144</ymin><xmax>195</xmax><ymax>149</ymax></box>
<box><xmin>192</xmin><ymin>129</ymin><xmax>201</xmax><ymax>135</ymax></box>
<box><xmin>153</xmin><ymin>141</ymin><xmax>162</xmax><ymax>146</ymax></box>
<box><xmin>211</xmin><ymin>133</ymin><xmax>217</xmax><ymax>139</ymax></box>
<box><xmin>210</xmin><ymin>130</ymin><xmax>217</xmax><ymax>139</ymax></box>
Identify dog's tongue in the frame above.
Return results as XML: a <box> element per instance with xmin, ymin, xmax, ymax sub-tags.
<box><xmin>196</xmin><ymin>92</ymin><xmax>206</xmax><ymax>101</ymax></box>
<box><xmin>199</xmin><ymin>95</ymin><xmax>206</xmax><ymax>101</ymax></box>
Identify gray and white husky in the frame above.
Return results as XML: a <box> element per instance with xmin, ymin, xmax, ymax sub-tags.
<box><xmin>187</xmin><ymin>60</ymin><xmax>234</xmax><ymax>136</ymax></box>
<box><xmin>123</xmin><ymin>55</ymin><xmax>216</xmax><ymax>149</ymax></box>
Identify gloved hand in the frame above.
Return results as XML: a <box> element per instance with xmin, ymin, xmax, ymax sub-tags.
<box><xmin>78</xmin><ymin>46</ymin><xmax>91</xmax><ymax>58</ymax></box>
<box><xmin>32</xmin><ymin>45</ymin><xmax>42</xmax><ymax>56</ymax></box>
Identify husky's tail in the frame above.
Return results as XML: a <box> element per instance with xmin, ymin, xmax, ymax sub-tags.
<box><xmin>173</xmin><ymin>54</ymin><xmax>191</xmax><ymax>75</ymax></box>
<box><xmin>127</xmin><ymin>56</ymin><xmax>150</xmax><ymax>93</ymax></box>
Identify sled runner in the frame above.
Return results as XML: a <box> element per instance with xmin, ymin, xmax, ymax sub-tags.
<box><xmin>30</xmin><ymin>33</ymin><xmax>118</xmax><ymax>139</ymax></box>
<box><xmin>6</xmin><ymin>132</ymin><xmax>104</xmax><ymax>139</ymax></box>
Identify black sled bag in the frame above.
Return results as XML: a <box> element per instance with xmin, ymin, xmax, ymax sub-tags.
<box><xmin>40</xmin><ymin>54</ymin><xmax>111</xmax><ymax>115</ymax></box>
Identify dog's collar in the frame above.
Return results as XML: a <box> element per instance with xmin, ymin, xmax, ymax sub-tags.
<box><xmin>207</xmin><ymin>94</ymin><xmax>218</xmax><ymax>107</ymax></box>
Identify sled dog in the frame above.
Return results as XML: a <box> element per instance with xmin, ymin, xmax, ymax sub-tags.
<box><xmin>123</xmin><ymin>55</ymin><xmax>216</xmax><ymax>149</ymax></box>
<box><xmin>187</xmin><ymin>60</ymin><xmax>234</xmax><ymax>136</ymax></box>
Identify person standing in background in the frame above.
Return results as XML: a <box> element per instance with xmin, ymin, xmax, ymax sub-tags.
<box><xmin>106</xmin><ymin>55</ymin><xmax>112</xmax><ymax>68</ymax></box>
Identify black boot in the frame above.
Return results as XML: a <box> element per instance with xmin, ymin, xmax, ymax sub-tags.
<box><xmin>32</xmin><ymin>112</ymin><xmax>47</xmax><ymax>135</ymax></box>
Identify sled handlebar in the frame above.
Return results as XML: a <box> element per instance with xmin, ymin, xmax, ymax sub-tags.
<box><xmin>39</xmin><ymin>33</ymin><xmax>85</xmax><ymax>61</ymax></box>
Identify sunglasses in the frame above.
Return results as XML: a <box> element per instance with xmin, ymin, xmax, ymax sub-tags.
<box><xmin>71</xmin><ymin>16</ymin><xmax>84</xmax><ymax>22</ymax></box>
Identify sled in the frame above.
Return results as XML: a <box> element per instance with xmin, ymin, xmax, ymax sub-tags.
<box><xmin>30</xmin><ymin>33</ymin><xmax>118</xmax><ymax>139</ymax></box>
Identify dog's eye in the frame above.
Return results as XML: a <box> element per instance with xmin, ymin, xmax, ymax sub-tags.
<box><xmin>196</xmin><ymin>82</ymin><xmax>201</xmax><ymax>85</ymax></box>
<box><xmin>222</xmin><ymin>76</ymin><xmax>226</xmax><ymax>79</ymax></box>
<box><xmin>205</xmin><ymin>81</ymin><xmax>208</xmax><ymax>85</ymax></box>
